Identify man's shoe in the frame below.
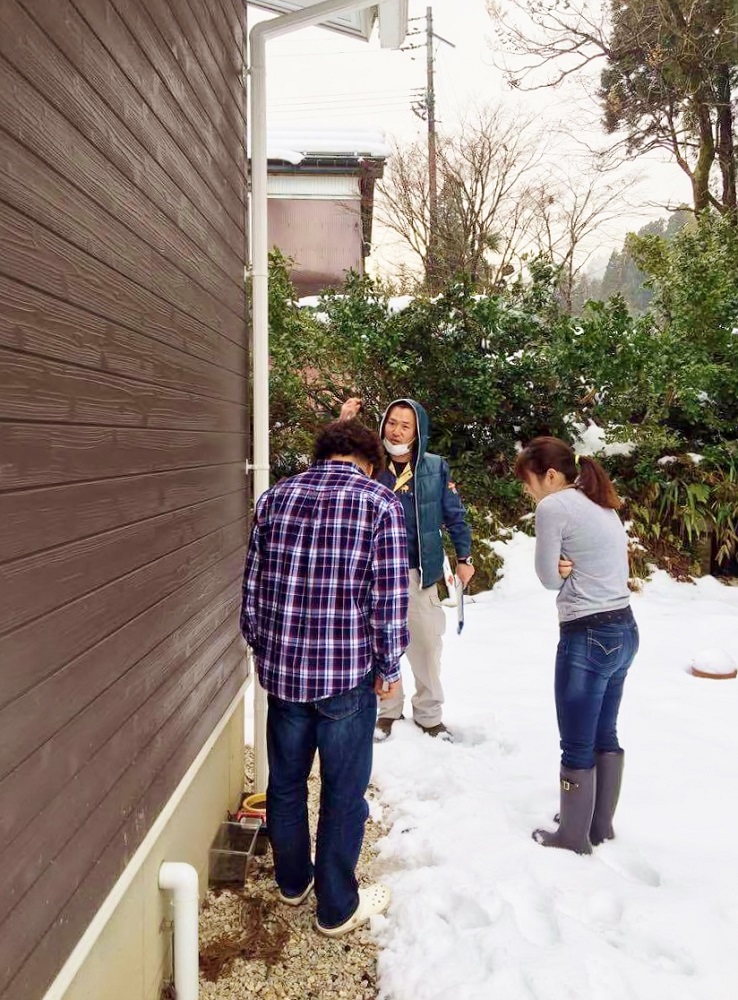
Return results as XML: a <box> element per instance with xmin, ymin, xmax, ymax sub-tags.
<box><xmin>414</xmin><ymin>720</ymin><xmax>453</xmax><ymax>742</ymax></box>
<box><xmin>374</xmin><ymin>715</ymin><xmax>403</xmax><ymax>742</ymax></box>
<box><xmin>278</xmin><ymin>878</ymin><xmax>314</xmax><ymax>906</ymax></box>
<box><xmin>315</xmin><ymin>884</ymin><xmax>391</xmax><ymax>937</ymax></box>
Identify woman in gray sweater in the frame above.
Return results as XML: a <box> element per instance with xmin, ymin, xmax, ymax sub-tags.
<box><xmin>515</xmin><ymin>436</ymin><xmax>639</xmax><ymax>855</ymax></box>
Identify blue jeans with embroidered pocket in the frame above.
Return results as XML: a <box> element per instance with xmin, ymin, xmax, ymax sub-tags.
<box><xmin>554</xmin><ymin>608</ymin><xmax>639</xmax><ymax>770</ymax></box>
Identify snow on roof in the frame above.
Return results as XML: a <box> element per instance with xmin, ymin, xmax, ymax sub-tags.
<box><xmin>266</xmin><ymin>147</ymin><xmax>305</xmax><ymax>165</ymax></box>
<box><xmin>267</xmin><ymin>126</ymin><xmax>389</xmax><ymax>162</ymax></box>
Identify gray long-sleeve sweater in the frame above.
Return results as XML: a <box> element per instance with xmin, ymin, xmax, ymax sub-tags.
<box><xmin>534</xmin><ymin>487</ymin><xmax>631</xmax><ymax>623</ymax></box>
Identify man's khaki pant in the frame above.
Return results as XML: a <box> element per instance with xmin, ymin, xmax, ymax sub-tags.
<box><xmin>378</xmin><ymin>569</ymin><xmax>446</xmax><ymax>727</ymax></box>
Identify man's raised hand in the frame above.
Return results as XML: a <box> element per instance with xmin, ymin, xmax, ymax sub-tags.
<box><xmin>340</xmin><ymin>397</ymin><xmax>363</xmax><ymax>421</ymax></box>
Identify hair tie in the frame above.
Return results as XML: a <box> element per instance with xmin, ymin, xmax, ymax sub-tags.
<box><xmin>574</xmin><ymin>453</ymin><xmax>581</xmax><ymax>468</ymax></box>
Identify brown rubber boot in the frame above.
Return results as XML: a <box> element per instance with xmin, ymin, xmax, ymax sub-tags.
<box><xmin>374</xmin><ymin>715</ymin><xmax>403</xmax><ymax>742</ymax></box>
<box><xmin>590</xmin><ymin>750</ymin><xmax>624</xmax><ymax>845</ymax></box>
<box><xmin>533</xmin><ymin>766</ymin><xmax>595</xmax><ymax>855</ymax></box>
<box><xmin>414</xmin><ymin>720</ymin><xmax>453</xmax><ymax>742</ymax></box>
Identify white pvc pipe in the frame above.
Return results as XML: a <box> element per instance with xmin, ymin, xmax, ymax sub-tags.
<box><xmin>158</xmin><ymin>862</ymin><xmax>199</xmax><ymax>1000</ymax></box>
<box><xmin>248</xmin><ymin>0</ymin><xmax>386</xmax><ymax>796</ymax></box>
<box><xmin>43</xmin><ymin>685</ymin><xmax>248</xmax><ymax>1000</ymax></box>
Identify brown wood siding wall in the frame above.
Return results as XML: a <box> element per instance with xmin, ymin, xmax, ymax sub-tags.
<box><xmin>0</xmin><ymin>1</ymin><xmax>249</xmax><ymax>997</ymax></box>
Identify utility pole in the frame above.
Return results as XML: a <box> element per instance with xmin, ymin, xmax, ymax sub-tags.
<box><xmin>406</xmin><ymin>7</ymin><xmax>454</xmax><ymax>290</ymax></box>
<box><xmin>425</xmin><ymin>6</ymin><xmax>438</xmax><ymax>291</ymax></box>
<box><xmin>406</xmin><ymin>7</ymin><xmax>453</xmax><ymax>291</ymax></box>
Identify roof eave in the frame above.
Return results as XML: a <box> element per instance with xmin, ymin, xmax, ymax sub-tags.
<box><xmin>247</xmin><ymin>1</ymin><xmax>407</xmax><ymax>47</ymax></box>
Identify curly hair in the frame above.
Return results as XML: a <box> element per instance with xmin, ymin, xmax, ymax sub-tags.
<box><xmin>313</xmin><ymin>420</ymin><xmax>386</xmax><ymax>475</ymax></box>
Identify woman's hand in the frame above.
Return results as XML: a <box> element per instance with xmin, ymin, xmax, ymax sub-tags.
<box><xmin>558</xmin><ymin>558</ymin><xmax>574</xmax><ymax>579</ymax></box>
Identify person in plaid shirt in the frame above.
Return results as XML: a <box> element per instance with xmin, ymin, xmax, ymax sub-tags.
<box><xmin>241</xmin><ymin>419</ymin><xmax>409</xmax><ymax>936</ymax></box>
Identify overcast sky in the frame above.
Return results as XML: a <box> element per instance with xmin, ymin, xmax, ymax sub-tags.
<box><xmin>250</xmin><ymin>0</ymin><xmax>693</xmax><ymax>279</ymax></box>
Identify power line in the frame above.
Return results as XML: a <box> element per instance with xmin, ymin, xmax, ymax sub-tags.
<box><xmin>267</xmin><ymin>105</ymin><xmax>418</xmax><ymax>117</ymax></box>
<box><xmin>269</xmin><ymin>90</ymin><xmax>423</xmax><ymax>106</ymax></box>
<box><xmin>268</xmin><ymin>98</ymin><xmax>419</xmax><ymax>111</ymax></box>
<box><xmin>267</xmin><ymin>109</ymin><xmax>416</xmax><ymax>120</ymax></box>
<box><xmin>269</xmin><ymin>48</ymin><xmax>400</xmax><ymax>58</ymax></box>
<box><xmin>268</xmin><ymin>85</ymin><xmax>424</xmax><ymax>99</ymax></box>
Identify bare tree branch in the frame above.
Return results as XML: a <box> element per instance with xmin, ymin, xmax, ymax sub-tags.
<box><xmin>487</xmin><ymin>0</ymin><xmax>738</xmax><ymax>216</ymax></box>
<box><xmin>376</xmin><ymin>104</ymin><xmax>546</xmax><ymax>290</ymax></box>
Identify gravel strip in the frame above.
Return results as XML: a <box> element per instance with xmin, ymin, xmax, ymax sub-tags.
<box><xmin>198</xmin><ymin>746</ymin><xmax>385</xmax><ymax>999</ymax></box>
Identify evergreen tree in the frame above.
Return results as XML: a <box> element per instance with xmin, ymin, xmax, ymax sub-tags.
<box><xmin>575</xmin><ymin>211</ymin><xmax>691</xmax><ymax>314</ymax></box>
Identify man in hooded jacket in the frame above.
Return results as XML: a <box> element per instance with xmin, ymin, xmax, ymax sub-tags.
<box><xmin>341</xmin><ymin>397</ymin><xmax>474</xmax><ymax>740</ymax></box>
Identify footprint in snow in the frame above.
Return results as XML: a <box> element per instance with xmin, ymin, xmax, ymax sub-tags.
<box><xmin>503</xmin><ymin>887</ymin><xmax>561</xmax><ymax>947</ymax></box>
<box><xmin>598</xmin><ymin>844</ymin><xmax>662</xmax><ymax>887</ymax></box>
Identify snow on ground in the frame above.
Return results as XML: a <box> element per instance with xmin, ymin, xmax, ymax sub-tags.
<box><xmin>297</xmin><ymin>295</ymin><xmax>415</xmax><ymax>314</ymax></box>
<box><xmin>245</xmin><ymin>534</ymin><xmax>738</xmax><ymax>999</ymax></box>
<box><xmin>370</xmin><ymin>535</ymin><xmax>738</xmax><ymax>1000</ymax></box>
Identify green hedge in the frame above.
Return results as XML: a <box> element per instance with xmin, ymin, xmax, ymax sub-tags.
<box><xmin>266</xmin><ymin>212</ymin><xmax>738</xmax><ymax>582</ymax></box>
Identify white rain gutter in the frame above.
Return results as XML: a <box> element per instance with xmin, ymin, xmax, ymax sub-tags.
<box><xmin>249</xmin><ymin>0</ymin><xmax>406</xmax><ymax>793</ymax></box>
<box><xmin>158</xmin><ymin>862</ymin><xmax>199</xmax><ymax>1000</ymax></box>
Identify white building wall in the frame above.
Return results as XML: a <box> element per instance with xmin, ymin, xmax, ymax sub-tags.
<box><xmin>267</xmin><ymin>173</ymin><xmax>361</xmax><ymax>199</ymax></box>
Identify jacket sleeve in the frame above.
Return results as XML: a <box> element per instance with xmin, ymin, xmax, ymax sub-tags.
<box><xmin>370</xmin><ymin>498</ymin><xmax>410</xmax><ymax>683</ymax></box>
<box><xmin>534</xmin><ymin>496</ymin><xmax>567</xmax><ymax>590</ymax></box>
<box><xmin>440</xmin><ymin>460</ymin><xmax>472</xmax><ymax>557</ymax></box>
<box><xmin>240</xmin><ymin>498</ymin><xmax>265</xmax><ymax>652</ymax></box>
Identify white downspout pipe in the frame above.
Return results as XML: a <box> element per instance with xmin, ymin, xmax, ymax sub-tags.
<box><xmin>249</xmin><ymin>0</ymin><xmax>392</xmax><ymax>795</ymax></box>
<box><xmin>158</xmin><ymin>862</ymin><xmax>199</xmax><ymax>1000</ymax></box>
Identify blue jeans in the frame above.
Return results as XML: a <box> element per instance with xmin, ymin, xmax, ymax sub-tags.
<box><xmin>555</xmin><ymin>610</ymin><xmax>639</xmax><ymax>770</ymax></box>
<box><xmin>266</xmin><ymin>671</ymin><xmax>376</xmax><ymax>928</ymax></box>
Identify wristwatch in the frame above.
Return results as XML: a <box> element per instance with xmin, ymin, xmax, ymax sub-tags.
<box><xmin>457</xmin><ymin>556</ymin><xmax>473</xmax><ymax>566</ymax></box>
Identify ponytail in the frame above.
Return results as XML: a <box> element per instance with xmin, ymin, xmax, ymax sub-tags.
<box><xmin>576</xmin><ymin>455</ymin><xmax>621</xmax><ymax>510</ymax></box>
<box><xmin>515</xmin><ymin>436</ymin><xmax>621</xmax><ymax>510</ymax></box>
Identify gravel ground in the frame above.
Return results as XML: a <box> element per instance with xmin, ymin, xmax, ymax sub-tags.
<box><xmin>197</xmin><ymin>747</ymin><xmax>384</xmax><ymax>999</ymax></box>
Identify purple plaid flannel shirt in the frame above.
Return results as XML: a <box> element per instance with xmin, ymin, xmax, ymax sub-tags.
<box><xmin>240</xmin><ymin>461</ymin><xmax>409</xmax><ymax>702</ymax></box>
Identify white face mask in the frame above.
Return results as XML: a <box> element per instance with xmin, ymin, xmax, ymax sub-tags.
<box><xmin>383</xmin><ymin>437</ymin><xmax>414</xmax><ymax>458</ymax></box>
